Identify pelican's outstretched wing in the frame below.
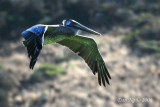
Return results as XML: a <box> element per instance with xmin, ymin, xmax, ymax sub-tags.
<box><xmin>57</xmin><ymin>35</ymin><xmax>111</xmax><ymax>86</ymax></box>
<box><xmin>22</xmin><ymin>25</ymin><xmax>46</xmax><ymax>69</ymax></box>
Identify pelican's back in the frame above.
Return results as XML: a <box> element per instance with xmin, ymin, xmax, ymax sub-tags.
<box><xmin>44</xmin><ymin>25</ymin><xmax>75</xmax><ymax>45</ymax></box>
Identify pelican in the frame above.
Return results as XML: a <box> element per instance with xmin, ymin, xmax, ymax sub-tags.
<box><xmin>21</xmin><ymin>19</ymin><xmax>111</xmax><ymax>86</ymax></box>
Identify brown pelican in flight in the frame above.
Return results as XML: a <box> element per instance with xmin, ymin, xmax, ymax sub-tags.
<box><xmin>21</xmin><ymin>19</ymin><xmax>111</xmax><ymax>86</ymax></box>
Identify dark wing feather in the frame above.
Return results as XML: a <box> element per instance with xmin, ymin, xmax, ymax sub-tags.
<box><xmin>22</xmin><ymin>31</ymin><xmax>43</xmax><ymax>69</ymax></box>
<box><xmin>57</xmin><ymin>35</ymin><xmax>111</xmax><ymax>86</ymax></box>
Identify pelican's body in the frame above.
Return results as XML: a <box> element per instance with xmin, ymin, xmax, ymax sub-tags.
<box><xmin>22</xmin><ymin>19</ymin><xmax>111</xmax><ymax>86</ymax></box>
<box><xmin>44</xmin><ymin>25</ymin><xmax>75</xmax><ymax>44</ymax></box>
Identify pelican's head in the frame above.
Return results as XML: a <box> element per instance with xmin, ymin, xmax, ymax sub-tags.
<box><xmin>62</xmin><ymin>19</ymin><xmax>101</xmax><ymax>36</ymax></box>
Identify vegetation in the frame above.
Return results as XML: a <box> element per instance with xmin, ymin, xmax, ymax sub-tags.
<box><xmin>29</xmin><ymin>64</ymin><xmax>65</xmax><ymax>83</ymax></box>
<box><xmin>123</xmin><ymin>12</ymin><xmax>160</xmax><ymax>55</ymax></box>
<box><xmin>0</xmin><ymin>0</ymin><xmax>160</xmax><ymax>54</ymax></box>
<box><xmin>0</xmin><ymin>64</ymin><xmax>7</xmax><ymax>71</ymax></box>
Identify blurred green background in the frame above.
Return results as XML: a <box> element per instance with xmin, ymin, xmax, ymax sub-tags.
<box><xmin>0</xmin><ymin>0</ymin><xmax>160</xmax><ymax>107</ymax></box>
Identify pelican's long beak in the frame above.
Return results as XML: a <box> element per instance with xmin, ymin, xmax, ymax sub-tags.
<box><xmin>71</xmin><ymin>21</ymin><xmax>101</xmax><ymax>36</ymax></box>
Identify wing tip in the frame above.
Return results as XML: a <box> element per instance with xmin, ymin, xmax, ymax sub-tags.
<box><xmin>109</xmin><ymin>75</ymin><xmax>111</xmax><ymax>79</ymax></box>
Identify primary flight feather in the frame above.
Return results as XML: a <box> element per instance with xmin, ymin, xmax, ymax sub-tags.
<box><xmin>21</xmin><ymin>19</ymin><xmax>111</xmax><ymax>86</ymax></box>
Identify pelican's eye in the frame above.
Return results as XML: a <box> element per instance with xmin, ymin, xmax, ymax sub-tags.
<box><xmin>65</xmin><ymin>21</ymin><xmax>71</xmax><ymax>26</ymax></box>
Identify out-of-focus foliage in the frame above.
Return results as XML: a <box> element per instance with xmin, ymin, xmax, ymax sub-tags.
<box><xmin>29</xmin><ymin>64</ymin><xmax>65</xmax><ymax>83</ymax></box>
<box><xmin>0</xmin><ymin>64</ymin><xmax>6</xmax><ymax>71</ymax></box>
<box><xmin>0</xmin><ymin>0</ymin><xmax>160</xmax><ymax>54</ymax></box>
<box><xmin>123</xmin><ymin>13</ymin><xmax>160</xmax><ymax>55</ymax></box>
